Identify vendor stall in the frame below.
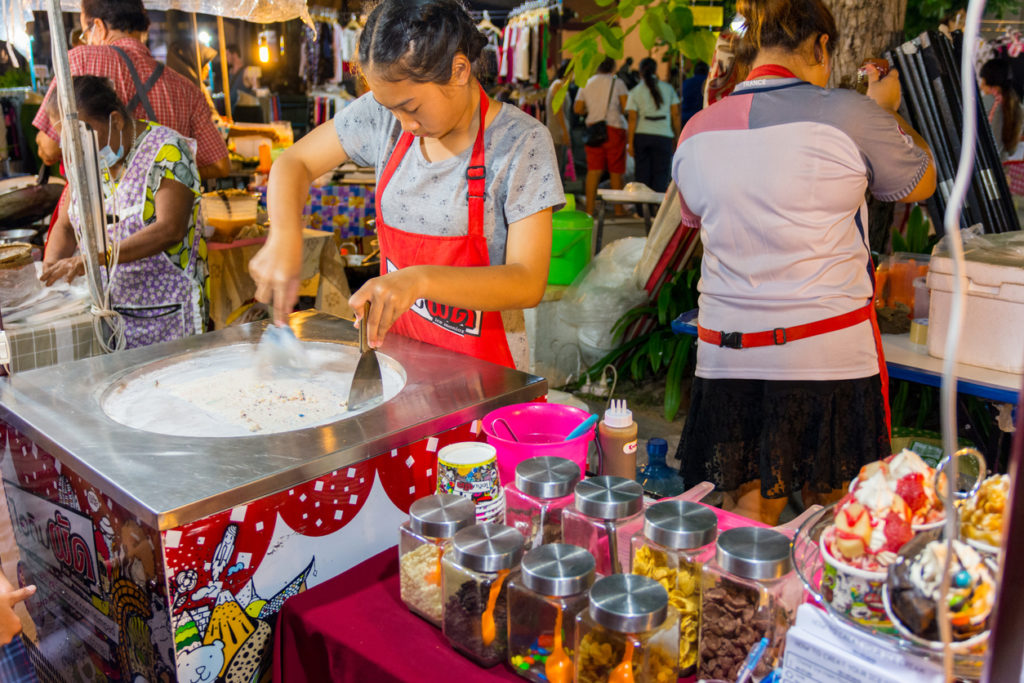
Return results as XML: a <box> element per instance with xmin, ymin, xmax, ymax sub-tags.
<box><xmin>0</xmin><ymin>311</ymin><xmax>545</xmax><ymax>681</ymax></box>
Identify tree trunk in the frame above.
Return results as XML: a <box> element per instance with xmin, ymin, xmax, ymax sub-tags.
<box><xmin>827</xmin><ymin>0</ymin><xmax>908</xmax><ymax>253</ymax></box>
<box><xmin>827</xmin><ymin>0</ymin><xmax>908</xmax><ymax>90</ymax></box>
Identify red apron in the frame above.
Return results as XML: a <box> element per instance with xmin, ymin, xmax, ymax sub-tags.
<box><xmin>374</xmin><ymin>85</ymin><xmax>515</xmax><ymax>369</ymax></box>
<box><xmin>697</xmin><ymin>65</ymin><xmax>892</xmax><ymax>437</ymax></box>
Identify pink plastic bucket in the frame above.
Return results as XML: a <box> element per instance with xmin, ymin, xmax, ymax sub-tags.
<box><xmin>482</xmin><ymin>403</ymin><xmax>594</xmax><ymax>485</ymax></box>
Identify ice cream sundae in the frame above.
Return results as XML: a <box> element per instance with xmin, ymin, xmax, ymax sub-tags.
<box><xmin>889</xmin><ymin>539</ymin><xmax>995</xmax><ymax>642</ymax></box>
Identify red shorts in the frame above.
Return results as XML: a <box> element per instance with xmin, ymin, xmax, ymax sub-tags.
<box><xmin>585</xmin><ymin>125</ymin><xmax>626</xmax><ymax>175</ymax></box>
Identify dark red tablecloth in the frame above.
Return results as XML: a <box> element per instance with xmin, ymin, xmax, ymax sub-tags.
<box><xmin>273</xmin><ymin>547</ymin><xmax>523</xmax><ymax>682</ymax></box>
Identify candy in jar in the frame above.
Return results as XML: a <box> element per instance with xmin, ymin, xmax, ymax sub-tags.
<box><xmin>399</xmin><ymin>493</ymin><xmax>476</xmax><ymax>626</ymax></box>
<box><xmin>698</xmin><ymin>528</ymin><xmax>801</xmax><ymax>682</ymax></box>
<box><xmin>630</xmin><ymin>500</ymin><xmax>717</xmax><ymax>675</ymax></box>
<box><xmin>442</xmin><ymin>523</ymin><xmax>525</xmax><ymax>666</ymax></box>
<box><xmin>574</xmin><ymin>573</ymin><xmax>680</xmax><ymax>683</ymax></box>
<box><xmin>505</xmin><ymin>456</ymin><xmax>580</xmax><ymax>550</ymax></box>
<box><xmin>562</xmin><ymin>476</ymin><xmax>644</xmax><ymax>575</ymax></box>
<box><xmin>508</xmin><ymin>543</ymin><xmax>595</xmax><ymax>683</ymax></box>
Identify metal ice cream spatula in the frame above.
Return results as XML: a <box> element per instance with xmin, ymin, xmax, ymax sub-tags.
<box><xmin>347</xmin><ymin>303</ymin><xmax>384</xmax><ymax>411</ymax></box>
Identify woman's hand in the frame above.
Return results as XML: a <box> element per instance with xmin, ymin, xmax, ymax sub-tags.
<box><xmin>0</xmin><ymin>572</ymin><xmax>34</xmax><ymax>646</ymax></box>
<box><xmin>40</xmin><ymin>255</ymin><xmax>84</xmax><ymax>286</ymax></box>
<box><xmin>627</xmin><ymin>140</ymin><xmax>635</xmax><ymax>157</ymax></box>
<box><xmin>348</xmin><ymin>268</ymin><xmax>426</xmax><ymax>348</ymax></box>
<box><xmin>249</xmin><ymin>234</ymin><xmax>304</xmax><ymax>325</ymax></box>
<box><xmin>867</xmin><ymin>68</ymin><xmax>902</xmax><ymax>113</ymax></box>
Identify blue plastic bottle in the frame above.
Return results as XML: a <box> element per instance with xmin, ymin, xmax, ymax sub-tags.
<box><xmin>636</xmin><ymin>438</ymin><xmax>686</xmax><ymax>498</ymax></box>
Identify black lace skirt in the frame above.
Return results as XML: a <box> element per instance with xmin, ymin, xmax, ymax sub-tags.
<box><xmin>677</xmin><ymin>375</ymin><xmax>890</xmax><ymax>498</ymax></box>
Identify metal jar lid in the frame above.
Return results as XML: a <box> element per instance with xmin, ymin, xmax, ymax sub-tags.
<box><xmin>409</xmin><ymin>494</ymin><xmax>476</xmax><ymax>538</ymax></box>
<box><xmin>715</xmin><ymin>527</ymin><xmax>793</xmax><ymax>581</ymax></box>
<box><xmin>451</xmin><ymin>523</ymin><xmax>525</xmax><ymax>573</ymax></box>
<box><xmin>588</xmin><ymin>574</ymin><xmax>668</xmax><ymax>633</ymax></box>
<box><xmin>516</xmin><ymin>456</ymin><xmax>581</xmax><ymax>499</ymax></box>
<box><xmin>574</xmin><ymin>476</ymin><xmax>643</xmax><ymax>520</ymax></box>
<box><xmin>521</xmin><ymin>544</ymin><xmax>596</xmax><ymax>597</ymax></box>
<box><xmin>644</xmin><ymin>501</ymin><xmax>717</xmax><ymax>550</ymax></box>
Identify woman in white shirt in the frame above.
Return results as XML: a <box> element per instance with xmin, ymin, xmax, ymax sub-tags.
<box><xmin>626</xmin><ymin>57</ymin><xmax>681</xmax><ymax>192</ymax></box>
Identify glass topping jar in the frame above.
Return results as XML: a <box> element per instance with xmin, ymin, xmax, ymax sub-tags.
<box><xmin>399</xmin><ymin>493</ymin><xmax>476</xmax><ymax>626</ymax></box>
<box><xmin>442</xmin><ymin>523</ymin><xmax>526</xmax><ymax>667</ymax></box>
<box><xmin>505</xmin><ymin>456</ymin><xmax>581</xmax><ymax>550</ymax></box>
<box><xmin>698</xmin><ymin>527</ymin><xmax>801</xmax><ymax>682</ymax></box>
<box><xmin>562</xmin><ymin>476</ymin><xmax>644</xmax><ymax>576</ymax></box>
<box><xmin>630</xmin><ymin>500</ymin><xmax>717</xmax><ymax>675</ymax></box>
<box><xmin>508</xmin><ymin>544</ymin><xmax>596</xmax><ymax>682</ymax></box>
<box><xmin>574</xmin><ymin>574</ymin><xmax>680</xmax><ymax>683</ymax></box>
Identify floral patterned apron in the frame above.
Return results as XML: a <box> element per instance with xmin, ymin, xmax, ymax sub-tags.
<box><xmin>71</xmin><ymin>124</ymin><xmax>203</xmax><ymax>349</ymax></box>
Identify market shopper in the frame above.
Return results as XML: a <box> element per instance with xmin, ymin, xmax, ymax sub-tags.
<box><xmin>33</xmin><ymin>0</ymin><xmax>228</xmax><ymax>179</ymax></box>
<box><xmin>249</xmin><ymin>0</ymin><xmax>563</xmax><ymax>370</ymax></box>
<box><xmin>41</xmin><ymin>76</ymin><xmax>207</xmax><ymax>350</ymax></box>
<box><xmin>672</xmin><ymin>0</ymin><xmax>936</xmax><ymax>524</ymax></box>
<box><xmin>546</xmin><ymin>59</ymin><xmax>571</xmax><ymax>182</ymax></box>
<box><xmin>626</xmin><ymin>57</ymin><xmax>681</xmax><ymax>192</ymax></box>
<box><xmin>574</xmin><ymin>58</ymin><xmax>628</xmax><ymax>215</ymax></box>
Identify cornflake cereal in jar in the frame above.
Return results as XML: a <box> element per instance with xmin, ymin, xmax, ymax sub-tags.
<box><xmin>399</xmin><ymin>494</ymin><xmax>476</xmax><ymax>626</ymax></box>
<box><xmin>630</xmin><ymin>501</ymin><xmax>716</xmax><ymax>675</ymax></box>
<box><xmin>574</xmin><ymin>574</ymin><xmax>680</xmax><ymax>683</ymax></box>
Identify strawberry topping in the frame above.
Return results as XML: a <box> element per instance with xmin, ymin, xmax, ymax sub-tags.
<box><xmin>881</xmin><ymin>511</ymin><xmax>914</xmax><ymax>553</ymax></box>
<box><xmin>895</xmin><ymin>472</ymin><xmax>929</xmax><ymax>512</ymax></box>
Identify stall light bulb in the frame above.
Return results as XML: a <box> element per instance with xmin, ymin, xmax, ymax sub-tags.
<box><xmin>198</xmin><ymin>30</ymin><xmax>212</xmax><ymax>46</ymax></box>
<box><xmin>258</xmin><ymin>44</ymin><xmax>270</xmax><ymax>63</ymax></box>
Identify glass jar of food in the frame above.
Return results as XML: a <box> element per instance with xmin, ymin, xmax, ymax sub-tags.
<box><xmin>630</xmin><ymin>500</ymin><xmax>717</xmax><ymax>676</ymax></box>
<box><xmin>508</xmin><ymin>543</ymin><xmax>596</xmax><ymax>682</ymax></box>
<box><xmin>505</xmin><ymin>456</ymin><xmax>581</xmax><ymax>550</ymax></box>
<box><xmin>562</xmin><ymin>476</ymin><xmax>644</xmax><ymax>576</ymax></box>
<box><xmin>399</xmin><ymin>493</ymin><xmax>476</xmax><ymax>626</ymax></box>
<box><xmin>574</xmin><ymin>573</ymin><xmax>680</xmax><ymax>683</ymax></box>
<box><xmin>698</xmin><ymin>527</ymin><xmax>802</xmax><ymax>682</ymax></box>
<box><xmin>442</xmin><ymin>523</ymin><xmax>525</xmax><ymax>667</ymax></box>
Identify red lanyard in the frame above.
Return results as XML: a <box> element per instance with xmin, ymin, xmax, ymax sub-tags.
<box><xmin>746</xmin><ymin>65</ymin><xmax>798</xmax><ymax>81</ymax></box>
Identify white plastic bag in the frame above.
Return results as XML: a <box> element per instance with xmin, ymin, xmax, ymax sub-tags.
<box><xmin>559</xmin><ymin>237</ymin><xmax>649</xmax><ymax>365</ymax></box>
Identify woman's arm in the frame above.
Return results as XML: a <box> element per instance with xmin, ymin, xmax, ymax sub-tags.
<box><xmin>867</xmin><ymin>70</ymin><xmax>937</xmax><ymax>204</ymax></box>
<box><xmin>40</xmin><ymin>192</ymin><xmax>81</xmax><ymax>285</ymax></box>
<box><xmin>249</xmin><ymin>121</ymin><xmax>350</xmax><ymax>323</ymax></box>
<box><xmin>113</xmin><ymin>178</ymin><xmax>195</xmax><ymax>262</ymax></box>
<box><xmin>41</xmin><ymin>178</ymin><xmax>196</xmax><ymax>285</ymax></box>
<box><xmin>671</xmin><ymin>103</ymin><xmax>681</xmax><ymax>138</ymax></box>
<box><xmin>350</xmin><ymin>208</ymin><xmax>554</xmax><ymax>348</ymax></box>
<box><xmin>627</xmin><ymin>110</ymin><xmax>638</xmax><ymax>157</ymax></box>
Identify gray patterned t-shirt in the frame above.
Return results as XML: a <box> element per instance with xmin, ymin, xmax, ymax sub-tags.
<box><xmin>333</xmin><ymin>92</ymin><xmax>565</xmax><ymax>265</ymax></box>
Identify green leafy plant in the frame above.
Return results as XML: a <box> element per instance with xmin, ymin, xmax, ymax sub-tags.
<box><xmin>564</xmin><ymin>266</ymin><xmax>700</xmax><ymax>421</ymax></box>
<box><xmin>551</xmin><ymin>1</ymin><xmax>718</xmax><ymax>113</ymax></box>
<box><xmin>891</xmin><ymin>205</ymin><xmax>939</xmax><ymax>254</ymax></box>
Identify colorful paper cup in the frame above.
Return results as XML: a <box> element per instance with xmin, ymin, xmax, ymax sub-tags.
<box><xmin>436</xmin><ymin>442</ymin><xmax>504</xmax><ymax>524</ymax></box>
<box><xmin>819</xmin><ymin>531</ymin><xmax>893</xmax><ymax>631</ymax></box>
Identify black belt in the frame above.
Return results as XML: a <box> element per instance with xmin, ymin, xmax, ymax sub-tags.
<box><xmin>643</xmin><ymin>115</ymin><xmax>667</xmax><ymax>121</ymax></box>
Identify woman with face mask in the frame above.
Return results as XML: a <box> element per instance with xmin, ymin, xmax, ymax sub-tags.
<box><xmin>248</xmin><ymin>0</ymin><xmax>564</xmax><ymax>370</ymax></box>
<box><xmin>41</xmin><ymin>75</ymin><xmax>206</xmax><ymax>350</ymax></box>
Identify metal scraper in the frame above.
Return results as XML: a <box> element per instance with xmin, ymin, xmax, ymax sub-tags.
<box><xmin>347</xmin><ymin>303</ymin><xmax>384</xmax><ymax>411</ymax></box>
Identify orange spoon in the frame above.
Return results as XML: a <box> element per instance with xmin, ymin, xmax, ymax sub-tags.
<box><xmin>545</xmin><ymin>604</ymin><xmax>572</xmax><ymax>683</ymax></box>
<box><xmin>609</xmin><ymin>637</ymin><xmax>635</xmax><ymax>683</ymax></box>
<box><xmin>425</xmin><ymin>544</ymin><xmax>442</xmax><ymax>586</ymax></box>
<box><xmin>481</xmin><ymin>569</ymin><xmax>511</xmax><ymax>646</ymax></box>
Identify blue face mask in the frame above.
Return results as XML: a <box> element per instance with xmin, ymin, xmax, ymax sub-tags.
<box><xmin>98</xmin><ymin>116</ymin><xmax>124</xmax><ymax>168</ymax></box>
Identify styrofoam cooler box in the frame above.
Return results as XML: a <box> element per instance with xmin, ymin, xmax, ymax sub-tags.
<box><xmin>927</xmin><ymin>231</ymin><xmax>1024</xmax><ymax>373</ymax></box>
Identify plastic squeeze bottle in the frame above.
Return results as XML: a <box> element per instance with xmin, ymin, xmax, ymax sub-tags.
<box><xmin>598</xmin><ymin>399</ymin><xmax>639</xmax><ymax>480</ymax></box>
